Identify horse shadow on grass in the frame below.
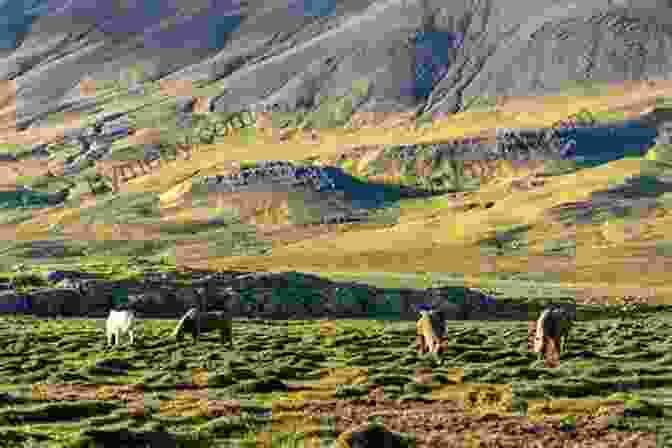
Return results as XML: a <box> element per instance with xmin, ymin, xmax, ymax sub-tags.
<box><xmin>80</xmin><ymin>429</ymin><xmax>184</xmax><ymax>448</ymax></box>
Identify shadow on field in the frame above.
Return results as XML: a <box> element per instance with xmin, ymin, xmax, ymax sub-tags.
<box><xmin>80</xmin><ymin>429</ymin><xmax>184</xmax><ymax>448</ymax></box>
<box><xmin>558</xmin><ymin>120</ymin><xmax>658</xmax><ymax>168</ymax></box>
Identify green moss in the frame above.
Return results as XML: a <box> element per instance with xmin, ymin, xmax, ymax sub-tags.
<box><xmin>351</xmin><ymin>78</ymin><xmax>371</xmax><ymax>99</ymax></box>
<box><xmin>558</xmin><ymin>80</ymin><xmax>615</xmax><ymax>97</ymax></box>
<box><xmin>655</xmin><ymin>97</ymin><xmax>672</xmax><ymax>108</ymax></box>
<box><xmin>339</xmin><ymin>158</ymin><xmax>355</xmax><ymax>174</ymax></box>
<box><xmin>462</xmin><ymin>95</ymin><xmax>498</xmax><ymax>112</ymax></box>
<box><xmin>645</xmin><ymin>144</ymin><xmax>672</xmax><ymax>166</ymax></box>
<box><xmin>0</xmin><ymin>143</ymin><xmax>24</xmax><ymax>155</ymax></box>
<box><xmin>239</xmin><ymin>160</ymin><xmax>259</xmax><ymax>170</ymax></box>
<box><xmin>299</xmin><ymin>79</ymin><xmax>370</xmax><ymax>130</ymax></box>
<box><xmin>543</xmin><ymin>238</ymin><xmax>577</xmax><ymax>257</ymax></box>
<box><xmin>590</xmin><ymin>109</ymin><xmax>627</xmax><ymax>123</ymax></box>
<box><xmin>541</xmin><ymin>159</ymin><xmax>579</xmax><ymax>177</ymax></box>
<box><xmin>305</xmin><ymin>95</ymin><xmax>354</xmax><ymax>129</ymax></box>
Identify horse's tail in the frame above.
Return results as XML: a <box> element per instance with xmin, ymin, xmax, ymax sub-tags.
<box><xmin>171</xmin><ymin>308</ymin><xmax>198</xmax><ymax>339</ymax></box>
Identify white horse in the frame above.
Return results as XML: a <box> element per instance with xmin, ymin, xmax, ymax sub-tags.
<box><xmin>106</xmin><ymin>310</ymin><xmax>137</xmax><ymax>347</ymax></box>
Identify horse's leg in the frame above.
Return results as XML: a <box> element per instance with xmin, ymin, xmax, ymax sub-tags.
<box><xmin>562</xmin><ymin>326</ymin><xmax>570</xmax><ymax>355</ymax></box>
<box><xmin>416</xmin><ymin>335</ymin><xmax>427</xmax><ymax>354</ymax></box>
<box><xmin>425</xmin><ymin>334</ymin><xmax>436</xmax><ymax>355</ymax></box>
<box><xmin>222</xmin><ymin>321</ymin><xmax>233</xmax><ymax>345</ymax></box>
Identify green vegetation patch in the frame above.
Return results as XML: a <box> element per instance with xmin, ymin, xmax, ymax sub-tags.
<box><xmin>0</xmin><ymin>143</ymin><xmax>26</xmax><ymax>156</ymax></box>
<box><xmin>462</xmin><ymin>95</ymin><xmax>498</xmax><ymax>112</ymax></box>
<box><xmin>542</xmin><ymin>238</ymin><xmax>577</xmax><ymax>257</ymax></box>
<box><xmin>300</xmin><ymin>78</ymin><xmax>371</xmax><ymax>130</ymax></box>
<box><xmin>645</xmin><ymin>143</ymin><xmax>672</xmax><ymax>166</ymax></box>
<box><xmin>74</xmin><ymin>191</ymin><xmax>162</xmax><ymax>225</ymax></box>
<box><xmin>557</xmin><ymin>80</ymin><xmax>617</xmax><ymax>97</ymax></box>
<box><xmin>478</xmin><ymin>224</ymin><xmax>532</xmax><ymax>257</ymax></box>
<box><xmin>541</xmin><ymin>159</ymin><xmax>580</xmax><ymax>177</ymax></box>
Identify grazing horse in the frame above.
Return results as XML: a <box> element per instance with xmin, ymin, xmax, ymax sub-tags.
<box><xmin>415</xmin><ymin>305</ymin><xmax>446</xmax><ymax>357</ymax></box>
<box><xmin>171</xmin><ymin>308</ymin><xmax>233</xmax><ymax>346</ymax></box>
<box><xmin>532</xmin><ymin>305</ymin><xmax>575</xmax><ymax>366</ymax></box>
<box><xmin>106</xmin><ymin>310</ymin><xmax>137</xmax><ymax>347</ymax></box>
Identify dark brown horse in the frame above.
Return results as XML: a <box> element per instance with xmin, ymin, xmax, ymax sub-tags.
<box><xmin>171</xmin><ymin>307</ymin><xmax>233</xmax><ymax>345</ymax></box>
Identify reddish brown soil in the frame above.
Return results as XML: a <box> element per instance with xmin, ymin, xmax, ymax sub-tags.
<box><xmin>30</xmin><ymin>383</ymin><xmax>657</xmax><ymax>447</ymax></box>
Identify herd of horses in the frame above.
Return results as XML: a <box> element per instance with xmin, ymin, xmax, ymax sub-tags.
<box><xmin>106</xmin><ymin>303</ymin><xmax>574</xmax><ymax>367</ymax></box>
<box><xmin>414</xmin><ymin>303</ymin><xmax>575</xmax><ymax>367</ymax></box>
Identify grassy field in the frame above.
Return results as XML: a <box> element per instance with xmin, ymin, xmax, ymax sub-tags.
<box><xmin>3</xmin><ymin>77</ymin><xmax>672</xmax><ymax>445</ymax></box>
<box><xmin>0</xmin><ymin>313</ymin><xmax>670</xmax><ymax>446</ymax></box>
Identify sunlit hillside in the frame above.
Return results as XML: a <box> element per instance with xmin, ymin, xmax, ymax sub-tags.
<box><xmin>6</xmin><ymin>80</ymin><xmax>672</xmax><ymax>304</ymax></box>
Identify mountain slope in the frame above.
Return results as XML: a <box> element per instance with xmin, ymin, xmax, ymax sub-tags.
<box><xmin>3</xmin><ymin>0</ymin><xmax>672</xmax><ymax>304</ymax></box>
<box><xmin>3</xmin><ymin>0</ymin><xmax>672</xmax><ymax>131</ymax></box>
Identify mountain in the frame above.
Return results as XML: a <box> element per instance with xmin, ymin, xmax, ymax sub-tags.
<box><xmin>2</xmin><ymin>0</ymin><xmax>672</xmax><ymax>130</ymax></box>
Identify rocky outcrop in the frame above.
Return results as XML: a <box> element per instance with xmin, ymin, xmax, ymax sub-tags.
<box><xmin>0</xmin><ymin>269</ymin><xmax>519</xmax><ymax>320</ymax></box>
<box><xmin>59</xmin><ymin>114</ymin><xmax>135</xmax><ymax>175</ymax></box>
<box><xmin>334</xmin><ymin>423</ymin><xmax>407</xmax><ymax>448</ymax></box>
<box><xmin>494</xmin><ymin>128</ymin><xmax>570</xmax><ymax>161</ymax></box>
<box><xmin>201</xmin><ymin>160</ymin><xmax>336</xmax><ymax>193</ymax></box>
<box><xmin>335</xmin><ymin>127</ymin><xmax>573</xmax><ymax>192</ymax></box>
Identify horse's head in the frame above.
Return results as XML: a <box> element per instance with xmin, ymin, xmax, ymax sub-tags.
<box><xmin>415</xmin><ymin>304</ymin><xmax>434</xmax><ymax>317</ymax></box>
<box><xmin>184</xmin><ymin>307</ymin><xmax>199</xmax><ymax>319</ymax></box>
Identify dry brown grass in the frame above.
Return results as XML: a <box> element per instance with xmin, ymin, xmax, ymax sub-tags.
<box><xmin>194</xmin><ymin>154</ymin><xmax>672</xmax><ymax>302</ymax></box>
<box><xmin>123</xmin><ymin>127</ymin><xmax>162</xmax><ymax>146</ymax></box>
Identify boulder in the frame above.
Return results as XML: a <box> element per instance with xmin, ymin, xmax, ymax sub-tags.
<box><xmin>127</xmin><ymin>289</ymin><xmax>192</xmax><ymax>317</ymax></box>
<box><xmin>46</xmin><ymin>270</ymin><xmax>67</xmax><ymax>284</ymax></box>
<box><xmin>93</xmin><ymin>359</ymin><xmax>132</xmax><ymax>374</ymax></box>
<box><xmin>332</xmin><ymin>424</ymin><xmax>406</xmax><ymax>448</ymax></box>
<box><xmin>0</xmin><ymin>292</ymin><xmax>31</xmax><ymax>313</ymax></box>
<box><xmin>0</xmin><ymin>153</ymin><xmax>17</xmax><ymax>161</ymax></box>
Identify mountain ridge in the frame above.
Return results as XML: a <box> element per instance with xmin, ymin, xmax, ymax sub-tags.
<box><xmin>1</xmin><ymin>0</ymin><xmax>672</xmax><ymax>304</ymax></box>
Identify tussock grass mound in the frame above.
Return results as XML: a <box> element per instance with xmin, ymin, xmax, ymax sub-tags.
<box><xmin>0</xmin><ymin>314</ymin><xmax>669</xmax><ymax>444</ymax></box>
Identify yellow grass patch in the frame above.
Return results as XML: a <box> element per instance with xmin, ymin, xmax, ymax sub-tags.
<box><xmin>601</xmin><ymin>218</ymin><xmax>651</xmax><ymax>244</ymax></box>
<box><xmin>285</xmin><ymin>367</ymin><xmax>368</xmax><ymax>402</ymax></box>
<box><xmin>316</xmin><ymin>367</ymin><xmax>369</xmax><ymax>388</ymax></box>
<box><xmin>429</xmin><ymin>383</ymin><xmax>513</xmax><ymax>417</ymax></box>
<box><xmin>159</xmin><ymin>178</ymin><xmax>193</xmax><ymax>208</ymax></box>
<box><xmin>205</xmin><ymin>157</ymin><xmax>645</xmax><ymax>277</ymax></box>
<box><xmin>159</xmin><ymin>391</ymin><xmax>210</xmax><ymax>417</ymax></box>
<box><xmin>319</xmin><ymin>320</ymin><xmax>338</xmax><ymax>337</ymax></box>
<box><xmin>527</xmin><ymin>398</ymin><xmax>624</xmax><ymax>422</ymax></box>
